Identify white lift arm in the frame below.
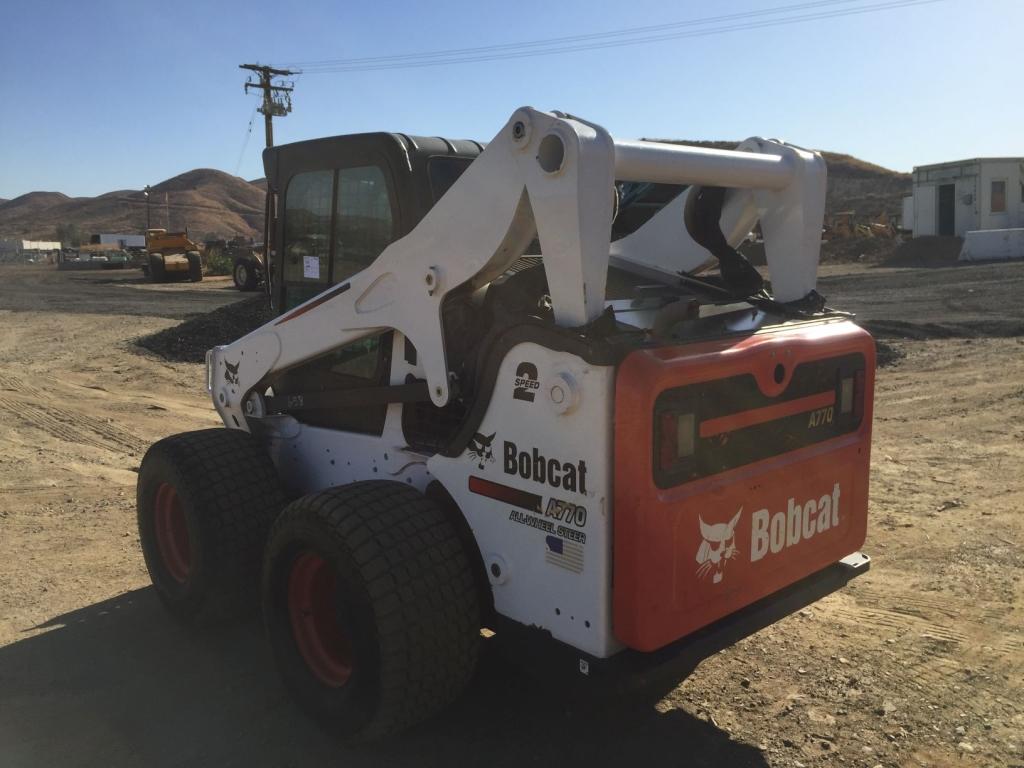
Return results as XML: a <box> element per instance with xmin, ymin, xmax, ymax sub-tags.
<box><xmin>611</xmin><ymin>136</ymin><xmax>826</xmax><ymax>289</ymax></box>
<box><xmin>208</xmin><ymin>107</ymin><xmax>826</xmax><ymax>429</ymax></box>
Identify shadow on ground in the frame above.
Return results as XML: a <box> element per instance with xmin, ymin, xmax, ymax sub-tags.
<box><xmin>0</xmin><ymin>266</ymin><xmax>244</xmax><ymax>319</ymax></box>
<box><xmin>0</xmin><ymin>589</ymin><xmax>766</xmax><ymax>768</ymax></box>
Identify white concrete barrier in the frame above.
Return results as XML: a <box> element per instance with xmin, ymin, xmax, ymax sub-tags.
<box><xmin>959</xmin><ymin>228</ymin><xmax>1024</xmax><ymax>262</ymax></box>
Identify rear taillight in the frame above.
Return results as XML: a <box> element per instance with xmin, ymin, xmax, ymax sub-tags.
<box><xmin>840</xmin><ymin>376</ymin><xmax>854</xmax><ymax>414</ymax></box>
<box><xmin>657</xmin><ymin>410</ymin><xmax>695</xmax><ymax>472</ymax></box>
<box><xmin>852</xmin><ymin>369</ymin><xmax>865</xmax><ymax>421</ymax></box>
<box><xmin>840</xmin><ymin>369</ymin><xmax>866</xmax><ymax>420</ymax></box>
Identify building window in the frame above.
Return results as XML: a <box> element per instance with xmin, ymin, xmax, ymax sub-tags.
<box><xmin>333</xmin><ymin>166</ymin><xmax>394</xmax><ymax>284</ymax></box>
<box><xmin>991</xmin><ymin>180</ymin><xmax>1006</xmax><ymax>214</ymax></box>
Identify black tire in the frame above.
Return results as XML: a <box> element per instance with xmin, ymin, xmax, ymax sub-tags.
<box><xmin>148</xmin><ymin>254</ymin><xmax>166</xmax><ymax>282</ymax></box>
<box><xmin>186</xmin><ymin>251</ymin><xmax>203</xmax><ymax>282</ymax></box>
<box><xmin>233</xmin><ymin>257</ymin><xmax>258</xmax><ymax>291</ymax></box>
<box><xmin>137</xmin><ymin>428</ymin><xmax>286</xmax><ymax>621</ymax></box>
<box><xmin>263</xmin><ymin>481</ymin><xmax>481</xmax><ymax>741</ymax></box>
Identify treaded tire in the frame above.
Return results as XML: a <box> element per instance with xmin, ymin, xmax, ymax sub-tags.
<box><xmin>263</xmin><ymin>481</ymin><xmax>481</xmax><ymax>741</ymax></box>
<box><xmin>148</xmin><ymin>254</ymin><xmax>166</xmax><ymax>282</ymax></box>
<box><xmin>233</xmin><ymin>257</ymin><xmax>258</xmax><ymax>291</ymax></box>
<box><xmin>186</xmin><ymin>251</ymin><xmax>203</xmax><ymax>282</ymax></box>
<box><xmin>137</xmin><ymin>428</ymin><xmax>285</xmax><ymax>621</ymax></box>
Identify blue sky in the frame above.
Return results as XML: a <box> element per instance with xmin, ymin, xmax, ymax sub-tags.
<box><xmin>0</xmin><ymin>0</ymin><xmax>1019</xmax><ymax>199</ymax></box>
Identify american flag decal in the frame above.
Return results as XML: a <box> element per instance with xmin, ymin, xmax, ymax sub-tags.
<box><xmin>545</xmin><ymin>535</ymin><xmax>584</xmax><ymax>573</ymax></box>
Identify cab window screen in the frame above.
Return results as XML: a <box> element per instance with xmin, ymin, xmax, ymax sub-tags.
<box><xmin>611</xmin><ymin>181</ymin><xmax>687</xmax><ymax>240</ymax></box>
<box><xmin>269</xmin><ymin>333</ymin><xmax>392</xmax><ymax>435</ymax></box>
<box><xmin>333</xmin><ymin>166</ymin><xmax>393</xmax><ymax>283</ymax></box>
<box><xmin>427</xmin><ymin>156</ymin><xmax>473</xmax><ymax>202</ymax></box>
<box><xmin>283</xmin><ymin>170</ymin><xmax>333</xmax><ymax>307</ymax></box>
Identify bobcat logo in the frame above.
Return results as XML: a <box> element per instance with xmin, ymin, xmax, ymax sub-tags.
<box><xmin>224</xmin><ymin>360</ymin><xmax>240</xmax><ymax>385</ymax></box>
<box><xmin>696</xmin><ymin>509</ymin><xmax>742</xmax><ymax>584</ymax></box>
<box><xmin>468</xmin><ymin>432</ymin><xmax>496</xmax><ymax>470</ymax></box>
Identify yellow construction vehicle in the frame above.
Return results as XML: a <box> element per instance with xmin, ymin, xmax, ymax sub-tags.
<box><xmin>866</xmin><ymin>211</ymin><xmax>898</xmax><ymax>239</ymax></box>
<box><xmin>823</xmin><ymin>211</ymin><xmax>857</xmax><ymax>240</ymax></box>
<box><xmin>145</xmin><ymin>228</ymin><xmax>203</xmax><ymax>282</ymax></box>
<box><xmin>823</xmin><ymin>211</ymin><xmax>898</xmax><ymax>241</ymax></box>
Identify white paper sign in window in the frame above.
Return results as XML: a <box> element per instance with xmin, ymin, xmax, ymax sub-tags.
<box><xmin>303</xmin><ymin>255</ymin><xmax>320</xmax><ymax>279</ymax></box>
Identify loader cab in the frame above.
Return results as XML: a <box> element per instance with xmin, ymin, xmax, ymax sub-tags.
<box><xmin>262</xmin><ymin>133</ymin><xmax>484</xmax><ymax>314</ymax></box>
<box><xmin>259</xmin><ymin>131</ymin><xmax>692</xmax><ymax>443</ymax></box>
<box><xmin>262</xmin><ymin>132</ymin><xmax>691</xmax><ymax>315</ymax></box>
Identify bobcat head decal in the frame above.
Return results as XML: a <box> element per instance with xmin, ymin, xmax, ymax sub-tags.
<box><xmin>468</xmin><ymin>432</ymin><xmax>496</xmax><ymax>470</ymax></box>
<box><xmin>224</xmin><ymin>360</ymin><xmax>240</xmax><ymax>385</ymax></box>
<box><xmin>696</xmin><ymin>508</ymin><xmax>742</xmax><ymax>584</ymax></box>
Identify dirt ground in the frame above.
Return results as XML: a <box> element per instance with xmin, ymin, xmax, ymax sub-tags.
<box><xmin>0</xmin><ymin>263</ymin><xmax>1021</xmax><ymax>768</ymax></box>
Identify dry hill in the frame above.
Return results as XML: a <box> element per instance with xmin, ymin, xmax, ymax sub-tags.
<box><xmin>0</xmin><ymin>169</ymin><xmax>264</xmax><ymax>242</ymax></box>
<box><xmin>2</xmin><ymin>145</ymin><xmax>909</xmax><ymax>244</ymax></box>
<box><xmin>653</xmin><ymin>140</ymin><xmax>911</xmax><ymax>220</ymax></box>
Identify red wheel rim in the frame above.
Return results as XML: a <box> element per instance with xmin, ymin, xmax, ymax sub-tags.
<box><xmin>153</xmin><ymin>482</ymin><xmax>191</xmax><ymax>583</ymax></box>
<box><xmin>288</xmin><ymin>551</ymin><xmax>354</xmax><ymax>687</ymax></box>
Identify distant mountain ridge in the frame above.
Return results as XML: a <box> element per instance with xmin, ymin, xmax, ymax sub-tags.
<box><xmin>0</xmin><ymin>169</ymin><xmax>266</xmax><ymax>241</ymax></box>
<box><xmin>1</xmin><ymin>147</ymin><xmax>910</xmax><ymax>242</ymax></box>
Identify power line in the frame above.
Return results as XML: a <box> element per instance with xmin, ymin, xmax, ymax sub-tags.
<box><xmin>300</xmin><ymin>0</ymin><xmax>943</xmax><ymax>72</ymax></box>
<box><xmin>291</xmin><ymin>0</ymin><xmax>948</xmax><ymax>73</ymax></box>
<box><xmin>234</xmin><ymin>104</ymin><xmax>259</xmax><ymax>177</ymax></box>
<box><xmin>289</xmin><ymin>0</ymin><xmax>864</xmax><ymax>69</ymax></box>
<box><xmin>116</xmin><ymin>197</ymin><xmax>263</xmax><ymax>216</ymax></box>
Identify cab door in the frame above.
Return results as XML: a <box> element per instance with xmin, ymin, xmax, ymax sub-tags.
<box><xmin>276</xmin><ymin>154</ymin><xmax>399</xmax><ymax>313</ymax></box>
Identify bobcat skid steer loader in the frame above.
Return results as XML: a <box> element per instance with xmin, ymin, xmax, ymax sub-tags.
<box><xmin>136</xmin><ymin>107</ymin><xmax>874</xmax><ymax>740</ymax></box>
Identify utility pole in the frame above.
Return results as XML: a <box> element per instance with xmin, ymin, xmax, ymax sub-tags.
<box><xmin>144</xmin><ymin>185</ymin><xmax>151</xmax><ymax>229</ymax></box>
<box><xmin>239</xmin><ymin>63</ymin><xmax>298</xmax><ymax>149</ymax></box>
<box><xmin>239</xmin><ymin>64</ymin><xmax>298</xmax><ymax>309</ymax></box>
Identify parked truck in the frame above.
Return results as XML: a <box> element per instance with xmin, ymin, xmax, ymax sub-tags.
<box><xmin>144</xmin><ymin>228</ymin><xmax>202</xmax><ymax>282</ymax></box>
<box><xmin>230</xmin><ymin>243</ymin><xmax>265</xmax><ymax>291</ymax></box>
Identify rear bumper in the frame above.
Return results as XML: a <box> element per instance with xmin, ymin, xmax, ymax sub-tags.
<box><xmin>493</xmin><ymin>551</ymin><xmax>869</xmax><ymax>691</ymax></box>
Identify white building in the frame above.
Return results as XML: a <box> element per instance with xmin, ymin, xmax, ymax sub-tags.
<box><xmin>96</xmin><ymin>233</ymin><xmax>146</xmax><ymax>248</ymax></box>
<box><xmin>0</xmin><ymin>239</ymin><xmax>62</xmax><ymax>259</ymax></box>
<box><xmin>904</xmin><ymin>157</ymin><xmax>1024</xmax><ymax>237</ymax></box>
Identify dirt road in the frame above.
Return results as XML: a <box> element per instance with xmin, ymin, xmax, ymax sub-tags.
<box><xmin>818</xmin><ymin>261</ymin><xmax>1024</xmax><ymax>338</ymax></box>
<box><xmin>0</xmin><ymin>263</ymin><xmax>1020</xmax><ymax>767</ymax></box>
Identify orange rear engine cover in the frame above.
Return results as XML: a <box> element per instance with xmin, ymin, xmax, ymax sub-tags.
<box><xmin>613</xmin><ymin>320</ymin><xmax>875</xmax><ymax>652</ymax></box>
